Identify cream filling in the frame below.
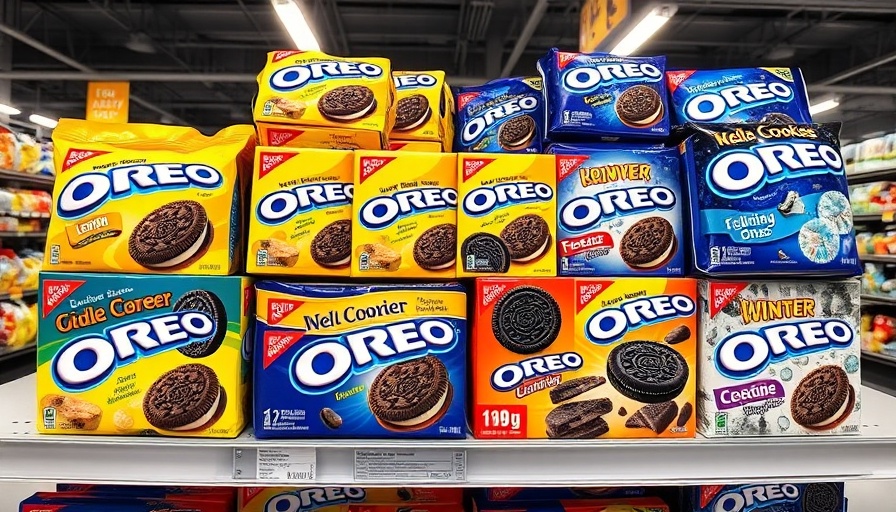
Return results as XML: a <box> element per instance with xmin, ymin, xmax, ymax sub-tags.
<box><xmin>145</xmin><ymin>223</ymin><xmax>209</xmax><ymax>268</ymax></box>
<box><xmin>320</xmin><ymin>254</ymin><xmax>351</xmax><ymax>267</ymax></box>
<box><xmin>327</xmin><ymin>100</ymin><xmax>375</xmax><ymax>121</ymax></box>
<box><xmin>171</xmin><ymin>391</ymin><xmax>221</xmax><ymax>431</ymax></box>
<box><xmin>426</xmin><ymin>257</ymin><xmax>456</xmax><ymax>270</ymax></box>
<box><xmin>389</xmin><ymin>387</ymin><xmax>449</xmax><ymax>427</ymax></box>
<box><xmin>810</xmin><ymin>396</ymin><xmax>850</xmax><ymax>427</ymax></box>
<box><xmin>504</xmin><ymin>130</ymin><xmax>533</xmax><ymax>149</ymax></box>
<box><xmin>397</xmin><ymin>107</ymin><xmax>431</xmax><ymax>131</ymax></box>
<box><xmin>513</xmin><ymin>237</ymin><xmax>549</xmax><ymax>262</ymax></box>
<box><xmin>630</xmin><ymin>240</ymin><xmax>673</xmax><ymax>268</ymax></box>
<box><xmin>628</xmin><ymin>105</ymin><xmax>663</xmax><ymax>126</ymax></box>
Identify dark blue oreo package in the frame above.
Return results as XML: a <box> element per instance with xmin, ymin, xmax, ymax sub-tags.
<box><xmin>454</xmin><ymin>77</ymin><xmax>545</xmax><ymax>153</ymax></box>
<box><xmin>537</xmin><ymin>48</ymin><xmax>670</xmax><ymax>141</ymax></box>
<box><xmin>683</xmin><ymin>122</ymin><xmax>861</xmax><ymax>276</ymax></box>
<box><xmin>667</xmin><ymin>67</ymin><xmax>812</xmax><ymax>125</ymax></box>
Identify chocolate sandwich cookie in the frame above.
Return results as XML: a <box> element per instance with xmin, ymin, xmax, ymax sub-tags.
<box><xmin>311</xmin><ymin>219</ymin><xmax>352</xmax><ymax>267</ymax></box>
<box><xmin>615</xmin><ymin>85</ymin><xmax>664</xmax><ymax>128</ymax></box>
<box><xmin>395</xmin><ymin>94</ymin><xmax>431</xmax><ymax>131</ymax></box>
<box><xmin>259</xmin><ymin>238</ymin><xmax>299</xmax><ymax>267</ymax></box>
<box><xmin>760</xmin><ymin>112</ymin><xmax>796</xmax><ymax>124</ymax></box>
<box><xmin>790</xmin><ymin>365</ymin><xmax>855</xmax><ymax>430</ymax></box>
<box><xmin>677</xmin><ymin>402</ymin><xmax>693</xmax><ymax>427</ymax></box>
<box><xmin>620</xmin><ymin>216</ymin><xmax>676</xmax><ymax>269</ymax></box>
<box><xmin>498</xmin><ymin>115</ymin><xmax>536</xmax><ymax>151</ymax></box>
<box><xmin>319</xmin><ymin>85</ymin><xmax>376</xmax><ymax>122</ymax></box>
<box><xmin>320</xmin><ymin>408</ymin><xmax>342</xmax><ymax>429</ymax></box>
<box><xmin>803</xmin><ymin>483</ymin><xmax>842</xmax><ymax>512</ymax></box>
<box><xmin>625</xmin><ymin>401</ymin><xmax>679</xmax><ymax>434</ymax></box>
<box><xmin>129</xmin><ymin>200</ymin><xmax>212</xmax><ymax>269</ymax></box>
<box><xmin>174</xmin><ymin>290</ymin><xmax>227</xmax><ymax>358</ymax></box>
<box><xmin>607</xmin><ymin>341</ymin><xmax>688</xmax><ymax>403</ymax></box>
<box><xmin>143</xmin><ymin>364</ymin><xmax>226</xmax><ymax>431</ymax></box>
<box><xmin>369</xmin><ymin>355</ymin><xmax>452</xmax><ymax>431</ymax></box>
<box><xmin>549</xmin><ymin>375</ymin><xmax>605</xmax><ymax>404</ymax></box>
<box><xmin>492</xmin><ymin>285</ymin><xmax>562</xmax><ymax>354</ymax></box>
<box><xmin>664</xmin><ymin>325</ymin><xmax>690</xmax><ymax>345</ymax></box>
<box><xmin>500</xmin><ymin>214</ymin><xmax>551</xmax><ymax>262</ymax></box>
<box><xmin>545</xmin><ymin>398</ymin><xmax>613</xmax><ymax>438</ymax></box>
<box><xmin>397</xmin><ymin>489</ymin><xmax>414</xmax><ymax>501</ymax></box>
<box><xmin>413</xmin><ymin>224</ymin><xmax>457</xmax><ymax>270</ymax></box>
<box><xmin>461</xmin><ymin>232</ymin><xmax>511</xmax><ymax>273</ymax></box>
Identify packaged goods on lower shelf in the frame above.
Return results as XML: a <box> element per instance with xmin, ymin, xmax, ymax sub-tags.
<box><xmin>473</xmin><ymin>497</ymin><xmax>669</xmax><ymax>512</ymax></box>
<box><xmin>479</xmin><ymin>488</ymin><xmax>646</xmax><ymax>501</ymax></box>
<box><xmin>239</xmin><ymin>488</ymin><xmax>463</xmax><ymax>512</ymax></box>
<box><xmin>21</xmin><ymin>492</ymin><xmax>235</xmax><ymax>512</ymax></box>
<box><xmin>688</xmin><ymin>483</ymin><xmax>845</xmax><ymax>512</ymax></box>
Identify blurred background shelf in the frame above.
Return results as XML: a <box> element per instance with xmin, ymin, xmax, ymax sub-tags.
<box><xmin>848</xmin><ymin>168</ymin><xmax>896</xmax><ymax>185</ymax></box>
<box><xmin>861</xmin><ymin>254</ymin><xmax>896</xmax><ymax>264</ymax></box>
<box><xmin>0</xmin><ymin>171</ymin><xmax>54</xmax><ymax>190</ymax></box>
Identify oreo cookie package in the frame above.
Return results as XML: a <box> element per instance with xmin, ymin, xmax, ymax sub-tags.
<box><xmin>682</xmin><ymin>122</ymin><xmax>861</xmax><ymax>276</ymax></box>
<box><xmin>455</xmin><ymin>77</ymin><xmax>545</xmax><ymax>153</ymax></box>
<box><xmin>667</xmin><ymin>67</ymin><xmax>812</xmax><ymax>125</ymax></box>
<box><xmin>538</xmin><ymin>48</ymin><xmax>670</xmax><ymax>141</ymax></box>
<box><xmin>689</xmin><ymin>483</ymin><xmax>845</xmax><ymax>512</ymax></box>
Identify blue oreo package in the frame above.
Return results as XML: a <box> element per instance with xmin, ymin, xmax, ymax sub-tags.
<box><xmin>454</xmin><ymin>77</ymin><xmax>545</xmax><ymax>153</ymax></box>
<box><xmin>667</xmin><ymin>68</ymin><xmax>812</xmax><ymax>125</ymax></box>
<box><xmin>689</xmin><ymin>483</ymin><xmax>845</xmax><ymax>512</ymax></box>
<box><xmin>253</xmin><ymin>281</ymin><xmax>467</xmax><ymax>438</ymax></box>
<box><xmin>549</xmin><ymin>143</ymin><xmax>684</xmax><ymax>276</ymax></box>
<box><xmin>683</xmin><ymin>123</ymin><xmax>861</xmax><ymax>276</ymax></box>
<box><xmin>538</xmin><ymin>48</ymin><xmax>670</xmax><ymax>141</ymax></box>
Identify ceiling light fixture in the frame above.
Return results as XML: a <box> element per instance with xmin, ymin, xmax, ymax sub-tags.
<box><xmin>29</xmin><ymin>114</ymin><xmax>58</xmax><ymax>129</ymax></box>
<box><xmin>809</xmin><ymin>98</ymin><xmax>840</xmax><ymax>116</ymax></box>
<box><xmin>125</xmin><ymin>33</ymin><xmax>157</xmax><ymax>54</ymax></box>
<box><xmin>609</xmin><ymin>4</ymin><xmax>677</xmax><ymax>57</ymax></box>
<box><xmin>0</xmin><ymin>103</ymin><xmax>20</xmax><ymax>116</ymax></box>
<box><xmin>271</xmin><ymin>0</ymin><xmax>320</xmax><ymax>51</ymax></box>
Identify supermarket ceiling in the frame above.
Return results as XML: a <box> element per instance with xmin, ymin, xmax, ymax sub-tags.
<box><xmin>4</xmin><ymin>0</ymin><xmax>896</xmax><ymax>139</ymax></box>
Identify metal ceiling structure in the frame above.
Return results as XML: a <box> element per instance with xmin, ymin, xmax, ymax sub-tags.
<box><xmin>3</xmin><ymin>0</ymin><xmax>896</xmax><ymax>139</ymax></box>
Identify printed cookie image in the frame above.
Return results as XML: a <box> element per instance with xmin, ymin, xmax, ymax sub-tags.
<box><xmin>498</xmin><ymin>115</ymin><xmax>536</xmax><ymax>151</ymax></box>
<box><xmin>664</xmin><ymin>325</ymin><xmax>691</xmax><ymax>345</ymax></box>
<box><xmin>607</xmin><ymin>341</ymin><xmax>688</xmax><ymax>403</ymax></box>
<box><xmin>320</xmin><ymin>408</ymin><xmax>342</xmax><ymax>429</ymax></box>
<box><xmin>258</xmin><ymin>239</ymin><xmax>299</xmax><ymax>267</ymax></box>
<box><xmin>39</xmin><ymin>394</ymin><xmax>102</xmax><ymax>430</ymax></box>
<box><xmin>461</xmin><ymin>232</ymin><xmax>511</xmax><ymax>273</ymax></box>
<box><xmin>143</xmin><ymin>364</ymin><xmax>226</xmax><ymax>431</ymax></box>
<box><xmin>311</xmin><ymin>219</ymin><xmax>352</xmax><ymax>267</ymax></box>
<box><xmin>625</xmin><ymin>401</ymin><xmax>679</xmax><ymax>434</ymax></box>
<box><xmin>368</xmin><ymin>355</ymin><xmax>452</xmax><ymax>431</ymax></box>
<box><xmin>760</xmin><ymin>112</ymin><xmax>796</xmax><ymax>124</ymax></box>
<box><xmin>394</xmin><ymin>94</ymin><xmax>431</xmax><ymax>131</ymax></box>
<box><xmin>413</xmin><ymin>224</ymin><xmax>457</xmax><ymax>270</ymax></box>
<box><xmin>397</xmin><ymin>488</ymin><xmax>414</xmax><ymax>501</ymax></box>
<box><xmin>790</xmin><ymin>365</ymin><xmax>855</xmax><ymax>430</ymax></box>
<box><xmin>268</xmin><ymin>97</ymin><xmax>306</xmax><ymax>119</ymax></box>
<box><xmin>549</xmin><ymin>375</ymin><xmax>605</xmax><ymax>404</ymax></box>
<box><xmin>492</xmin><ymin>285</ymin><xmax>562</xmax><ymax>354</ymax></box>
<box><xmin>128</xmin><ymin>200</ymin><xmax>212</xmax><ymax>269</ymax></box>
<box><xmin>358</xmin><ymin>242</ymin><xmax>401</xmax><ymax>271</ymax></box>
<box><xmin>817</xmin><ymin>190</ymin><xmax>853</xmax><ymax>234</ymax></box>
<box><xmin>620</xmin><ymin>216</ymin><xmax>676</xmax><ymax>269</ymax></box>
<box><xmin>319</xmin><ymin>85</ymin><xmax>377</xmax><ymax>122</ymax></box>
<box><xmin>500</xmin><ymin>214</ymin><xmax>552</xmax><ymax>262</ymax></box>
<box><xmin>798</xmin><ymin>218</ymin><xmax>840</xmax><ymax>264</ymax></box>
<box><xmin>545</xmin><ymin>398</ymin><xmax>613</xmax><ymax>438</ymax></box>
<box><xmin>615</xmin><ymin>85</ymin><xmax>664</xmax><ymax>128</ymax></box>
<box><xmin>777</xmin><ymin>190</ymin><xmax>806</xmax><ymax>216</ymax></box>
<box><xmin>803</xmin><ymin>483</ymin><xmax>843</xmax><ymax>512</ymax></box>
<box><xmin>677</xmin><ymin>402</ymin><xmax>693</xmax><ymax>427</ymax></box>
<box><xmin>174</xmin><ymin>290</ymin><xmax>227</xmax><ymax>358</ymax></box>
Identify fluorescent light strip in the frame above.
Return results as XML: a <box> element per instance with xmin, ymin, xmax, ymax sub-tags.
<box><xmin>610</xmin><ymin>5</ymin><xmax>677</xmax><ymax>57</ymax></box>
<box><xmin>272</xmin><ymin>0</ymin><xmax>320</xmax><ymax>51</ymax></box>
<box><xmin>29</xmin><ymin>114</ymin><xmax>58</xmax><ymax>129</ymax></box>
<box><xmin>809</xmin><ymin>99</ymin><xmax>840</xmax><ymax>115</ymax></box>
<box><xmin>0</xmin><ymin>103</ymin><xmax>20</xmax><ymax>116</ymax></box>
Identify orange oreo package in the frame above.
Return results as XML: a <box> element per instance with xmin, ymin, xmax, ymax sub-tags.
<box><xmin>473</xmin><ymin>277</ymin><xmax>696</xmax><ymax>439</ymax></box>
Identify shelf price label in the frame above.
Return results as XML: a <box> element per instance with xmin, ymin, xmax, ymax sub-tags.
<box><xmin>354</xmin><ymin>449</ymin><xmax>466</xmax><ymax>482</ymax></box>
<box><xmin>233</xmin><ymin>447</ymin><xmax>316</xmax><ymax>482</ymax></box>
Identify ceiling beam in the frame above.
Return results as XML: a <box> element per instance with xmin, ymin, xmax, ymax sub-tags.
<box><xmin>501</xmin><ymin>0</ymin><xmax>547</xmax><ymax>77</ymax></box>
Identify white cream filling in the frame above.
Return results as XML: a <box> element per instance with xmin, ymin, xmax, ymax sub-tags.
<box><xmin>426</xmin><ymin>257</ymin><xmax>456</xmax><ymax>270</ymax></box>
<box><xmin>320</xmin><ymin>254</ymin><xmax>351</xmax><ymax>267</ymax></box>
<box><xmin>505</xmin><ymin>130</ymin><xmax>534</xmax><ymax>149</ymax></box>
<box><xmin>145</xmin><ymin>223</ymin><xmax>209</xmax><ymax>268</ymax></box>
<box><xmin>628</xmin><ymin>104</ymin><xmax>663</xmax><ymax>126</ymax></box>
<box><xmin>389</xmin><ymin>387</ymin><xmax>449</xmax><ymax>427</ymax></box>
<box><xmin>512</xmin><ymin>236</ymin><xmax>549</xmax><ymax>262</ymax></box>
<box><xmin>630</xmin><ymin>240</ymin><xmax>673</xmax><ymax>268</ymax></box>
<box><xmin>397</xmin><ymin>107</ymin><xmax>431</xmax><ymax>131</ymax></box>
<box><xmin>327</xmin><ymin>100</ymin><xmax>375</xmax><ymax>121</ymax></box>
<box><xmin>810</xmin><ymin>396</ymin><xmax>850</xmax><ymax>427</ymax></box>
<box><xmin>171</xmin><ymin>391</ymin><xmax>221</xmax><ymax>431</ymax></box>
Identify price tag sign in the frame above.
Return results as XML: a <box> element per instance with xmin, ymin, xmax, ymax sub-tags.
<box><xmin>233</xmin><ymin>447</ymin><xmax>316</xmax><ymax>482</ymax></box>
<box><xmin>354</xmin><ymin>449</ymin><xmax>466</xmax><ymax>482</ymax></box>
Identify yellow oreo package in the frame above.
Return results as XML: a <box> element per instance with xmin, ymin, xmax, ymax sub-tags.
<box><xmin>247</xmin><ymin>147</ymin><xmax>353</xmax><ymax>276</ymax></box>
<box><xmin>255</xmin><ymin>50</ymin><xmax>395</xmax><ymax>150</ymax></box>
<box><xmin>391</xmin><ymin>71</ymin><xmax>451</xmax><ymax>148</ymax></box>
<box><xmin>47</xmin><ymin>120</ymin><xmax>255</xmax><ymax>274</ymax></box>
<box><xmin>352</xmin><ymin>151</ymin><xmax>457</xmax><ymax>278</ymax></box>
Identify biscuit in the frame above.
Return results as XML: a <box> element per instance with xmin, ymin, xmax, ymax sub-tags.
<box><xmin>790</xmin><ymin>365</ymin><xmax>854</xmax><ymax>430</ymax></box>
<box><xmin>461</xmin><ymin>232</ymin><xmax>510</xmax><ymax>273</ymax></box>
<box><xmin>258</xmin><ymin>238</ymin><xmax>299</xmax><ymax>267</ymax></box>
<box><xmin>413</xmin><ymin>223</ymin><xmax>456</xmax><ymax>270</ymax></box>
<box><xmin>174</xmin><ymin>290</ymin><xmax>227</xmax><ymax>358</ymax></box>
<box><xmin>607</xmin><ymin>341</ymin><xmax>688</xmax><ymax>403</ymax></box>
<box><xmin>40</xmin><ymin>394</ymin><xmax>102</xmax><ymax>431</ymax></box>
<box><xmin>270</xmin><ymin>97</ymin><xmax>306</xmax><ymax>119</ymax></box>
<box><xmin>319</xmin><ymin>85</ymin><xmax>377</xmax><ymax>122</ymax></box>
<box><xmin>760</xmin><ymin>112</ymin><xmax>796</xmax><ymax>124</ymax></box>
<box><xmin>492</xmin><ymin>285</ymin><xmax>561</xmax><ymax>354</ymax></box>
<box><xmin>397</xmin><ymin>489</ymin><xmax>414</xmax><ymax>501</ymax></box>
<box><xmin>625</xmin><ymin>401</ymin><xmax>679</xmax><ymax>434</ymax></box>
<box><xmin>620</xmin><ymin>216</ymin><xmax>675</xmax><ymax>269</ymax></box>
<box><xmin>320</xmin><ymin>408</ymin><xmax>342</xmax><ymax>429</ymax></box>
<box><xmin>311</xmin><ymin>219</ymin><xmax>351</xmax><ymax>267</ymax></box>
<box><xmin>549</xmin><ymin>375</ymin><xmax>605</xmax><ymax>404</ymax></box>
<box><xmin>803</xmin><ymin>483</ymin><xmax>842</xmax><ymax>512</ymax></box>
<box><xmin>545</xmin><ymin>398</ymin><xmax>613</xmax><ymax>438</ymax></box>
<box><xmin>394</xmin><ymin>94</ymin><xmax>432</xmax><ymax>131</ymax></box>
<box><xmin>500</xmin><ymin>214</ymin><xmax>551</xmax><ymax>262</ymax></box>
<box><xmin>358</xmin><ymin>242</ymin><xmax>401</xmax><ymax>271</ymax></box>
<box><xmin>128</xmin><ymin>200</ymin><xmax>212</xmax><ymax>269</ymax></box>
<box><xmin>615</xmin><ymin>85</ymin><xmax>663</xmax><ymax>128</ymax></box>
<box><xmin>368</xmin><ymin>355</ymin><xmax>451</xmax><ymax>431</ymax></box>
<box><xmin>676</xmin><ymin>402</ymin><xmax>693</xmax><ymax>427</ymax></box>
<box><xmin>143</xmin><ymin>364</ymin><xmax>226</xmax><ymax>431</ymax></box>
<box><xmin>664</xmin><ymin>325</ymin><xmax>691</xmax><ymax>345</ymax></box>
<box><xmin>498</xmin><ymin>115</ymin><xmax>536</xmax><ymax>151</ymax></box>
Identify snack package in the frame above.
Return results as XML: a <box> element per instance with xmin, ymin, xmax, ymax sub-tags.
<box><xmin>479</xmin><ymin>489</ymin><xmax>645</xmax><ymax>502</ymax></box>
<box><xmin>0</xmin><ymin>125</ymin><xmax>19</xmax><ymax>170</ymax></box>
<box><xmin>239</xmin><ymin>488</ymin><xmax>463</xmax><ymax>512</ymax></box>
<box><xmin>16</xmin><ymin>132</ymin><xmax>40</xmax><ymax>173</ymax></box>
<box><xmin>473</xmin><ymin>497</ymin><xmax>670</xmax><ymax>512</ymax></box>
<box><xmin>455</xmin><ymin>77</ymin><xmax>545</xmax><ymax>153</ymax></box>
<box><xmin>392</xmin><ymin>71</ymin><xmax>452</xmax><ymax>147</ymax></box>
<box><xmin>46</xmin><ymin>120</ymin><xmax>255</xmax><ymax>274</ymax></box>
<box><xmin>688</xmin><ymin>483</ymin><xmax>845</xmax><ymax>512</ymax></box>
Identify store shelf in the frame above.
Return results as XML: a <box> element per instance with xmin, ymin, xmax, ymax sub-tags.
<box><xmin>0</xmin><ymin>211</ymin><xmax>50</xmax><ymax>219</ymax></box>
<box><xmin>854</xmin><ymin>213</ymin><xmax>893</xmax><ymax>224</ymax></box>
<box><xmin>848</xmin><ymin>167</ymin><xmax>896</xmax><ymax>185</ymax></box>
<box><xmin>0</xmin><ymin>232</ymin><xmax>46</xmax><ymax>238</ymax></box>
<box><xmin>861</xmin><ymin>294</ymin><xmax>896</xmax><ymax>306</ymax></box>
<box><xmin>863</xmin><ymin>350</ymin><xmax>896</xmax><ymax>367</ymax></box>
<box><xmin>0</xmin><ymin>374</ymin><xmax>895</xmax><ymax>486</ymax></box>
<box><xmin>0</xmin><ymin>344</ymin><xmax>34</xmax><ymax>365</ymax></box>
<box><xmin>0</xmin><ymin>170</ymin><xmax>54</xmax><ymax>189</ymax></box>
<box><xmin>860</xmin><ymin>254</ymin><xmax>896</xmax><ymax>264</ymax></box>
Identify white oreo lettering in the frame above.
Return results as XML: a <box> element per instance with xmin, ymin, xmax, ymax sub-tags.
<box><xmin>394</xmin><ymin>73</ymin><xmax>437</xmax><ymax>89</ymax></box>
<box><xmin>265</xmin><ymin>488</ymin><xmax>366</xmax><ymax>512</ymax></box>
<box><xmin>257</xmin><ymin>183</ymin><xmax>353</xmax><ymax>225</ymax></box>
<box><xmin>708</xmin><ymin>143</ymin><xmax>843</xmax><ymax>197</ymax></box>
<box><xmin>359</xmin><ymin>187</ymin><xmax>457</xmax><ymax>230</ymax></box>
<box><xmin>559</xmin><ymin>186</ymin><xmax>675</xmax><ymax>232</ymax></box>
<box><xmin>713</xmin><ymin>484</ymin><xmax>800</xmax><ymax>512</ymax></box>
<box><xmin>586</xmin><ymin>295</ymin><xmax>695</xmax><ymax>344</ymax></box>
<box><xmin>685</xmin><ymin>83</ymin><xmax>793</xmax><ymax>122</ymax></box>
<box><xmin>562</xmin><ymin>63</ymin><xmax>662</xmax><ymax>93</ymax></box>
<box><xmin>491</xmin><ymin>352</ymin><xmax>583</xmax><ymax>391</ymax></box>
<box><xmin>462</xmin><ymin>182</ymin><xmax>553</xmax><ymax>216</ymax></box>
<box><xmin>461</xmin><ymin>97</ymin><xmax>539</xmax><ymax>144</ymax></box>
<box><xmin>271</xmin><ymin>61</ymin><xmax>383</xmax><ymax>91</ymax></box>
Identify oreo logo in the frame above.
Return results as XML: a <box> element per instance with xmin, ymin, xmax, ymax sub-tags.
<box><xmin>264</xmin><ymin>488</ymin><xmax>367</xmax><ymax>512</ymax></box>
<box><xmin>559</xmin><ymin>186</ymin><xmax>676</xmax><ymax>232</ymax></box>
<box><xmin>585</xmin><ymin>295</ymin><xmax>695</xmax><ymax>344</ymax></box>
<box><xmin>562</xmin><ymin>63</ymin><xmax>662</xmax><ymax>93</ymax></box>
<box><xmin>359</xmin><ymin>187</ymin><xmax>457</xmax><ymax>230</ymax></box>
<box><xmin>57</xmin><ymin>164</ymin><xmax>223</xmax><ymax>220</ymax></box>
<box><xmin>711</xmin><ymin>484</ymin><xmax>800</xmax><ymax>512</ymax></box>
<box><xmin>462</xmin><ymin>182</ymin><xmax>553</xmax><ymax>217</ymax></box>
<box><xmin>394</xmin><ymin>73</ymin><xmax>437</xmax><ymax>89</ymax></box>
<box><xmin>491</xmin><ymin>352</ymin><xmax>583</xmax><ymax>391</ymax></box>
<box><xmin>714</xmin><ymin>319</ymin><xmax>853</xmax><ymax>379</ymax></box>
<box><xmin>271</xmin><ymin>61</ymin><xmax>383</xmax><ymax>91</ymax></box>
<box><xmin>685</xmin><ymin>83</ymin><xmax>794</xmax><ymax>122</ymax></box>
<box><xmin>461</xmin><ymin>96</ymin><xmax>539</xmax><ymax>145</ymax></box>
<box><xmin>257</xmin><ymin>183</ymin><xmax>353</xmax><ymax>225</ymax></box>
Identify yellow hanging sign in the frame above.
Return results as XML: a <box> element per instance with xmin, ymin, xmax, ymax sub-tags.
<box><xmin>580</xmin><ymin>0</ymin><xmax>630</xmax><ymax>53</ymax></box>
<box><xmin>86</xmin><ymin>82</ymin><xmax>129</xmax><ymax>123</ymax></box>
